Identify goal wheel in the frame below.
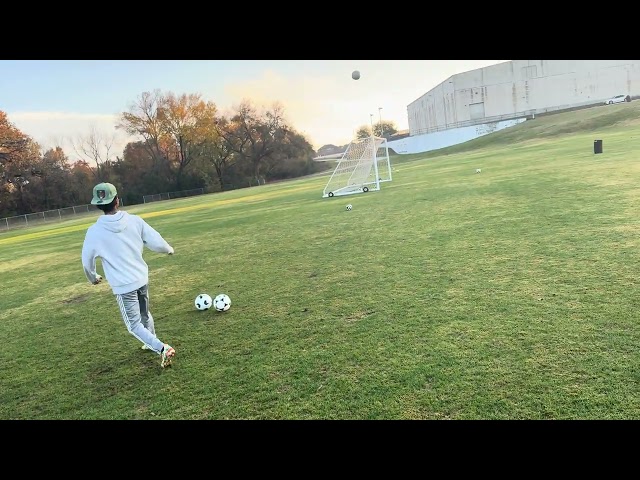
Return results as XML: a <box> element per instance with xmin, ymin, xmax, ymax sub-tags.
<box><xmin>363</xmin><ymin>186</ymin><xmax>369</xmax><ymax>192</ymax></box>
<box><xmin>328</xmin><ymin>192</ymin><xmax>334</xmax><ymax>197</ymax></box>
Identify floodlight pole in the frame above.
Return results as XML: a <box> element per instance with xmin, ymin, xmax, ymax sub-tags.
<box><xmin>378</xmin><ymin>107</ymin><xmax>383</xmax><ymax>137</ymax></box>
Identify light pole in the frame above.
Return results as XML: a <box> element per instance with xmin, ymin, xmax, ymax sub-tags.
<box><xmin>378</xmin><ymin>107</ymin><xmax>383</xmax><ymax>137</ymax></box>
<box><xmin>370</xmin><ymin>113</ymin><xmax>374</xmax><ymax>136</ymax></box>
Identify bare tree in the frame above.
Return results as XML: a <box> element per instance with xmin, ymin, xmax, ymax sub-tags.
<box><xmin>117</xmin><ymin>89</ymin><xmax>168</xmax><ymax>172</ymax></box>
<box><xmin>117</xmin><ymin>90</ymin><xmax>218</xmax><ymax>190</ymax></box>
<box><xmin>71</xmin><ymin>124</ymin><xmax>116</xmax><ymax>180</ymax></box>
<box><xmin>202</xmin><ymin>116</ymin><xmax>238</xmax><ymax>190</ymax></box>
<box><xmin>159</xmin><ymin>92</ymin><xmax>215</xmax><ymax>190</ymax></box>
<box><xmin>225</xmin><ymin>100</ymin><xmax>288</xmax><ymax>184</ymax></box>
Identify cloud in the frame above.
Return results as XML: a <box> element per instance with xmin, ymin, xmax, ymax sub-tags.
<box><xmin>220</xmin><ymin>60</ymin><xmax>509</xmax><ymax>149</ymax></box>
<box><xmin>8</xmin><ymin>111</ymin><xmax>133</xmax><ymax>159</ymax></box>
<box><xmin>5</xmin><ymin>60</ymin><xmax>509</xmax><ymax>157</ymax></box>
<box><xmin>222</xmin><ymin>70</ymin><xmax>350</xmax><ymax>148</ymax></box>
<box><xmin>222</xmin><ymin>69</ymin><xmax>393</xmax><ymax>148</ymax></box>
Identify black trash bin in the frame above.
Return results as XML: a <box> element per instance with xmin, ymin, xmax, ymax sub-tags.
<box><xmin>594</xmin><ymin>139</ymin><xmax>603</xmax><ymax>154</ymax></box>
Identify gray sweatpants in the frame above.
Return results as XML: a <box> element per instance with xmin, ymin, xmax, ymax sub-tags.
<box><xmin>115</xmin><ymin>284</ymin><xmax>165</xmax><ymax>354</ymax></box>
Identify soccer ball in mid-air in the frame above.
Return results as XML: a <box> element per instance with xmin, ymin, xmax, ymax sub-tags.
<box><xmin>346</xmin><ymin>204</ymin><xmax>353</xmax><ymax>211</ymax></box>
<box><xmin>214</xmin><ymin>293</ymin><xmax>231</xmax><ymax>312</ymax></box>
<box><xmin>195</xmin><ymin>293</ymin><xmax>212</xmax><ymax>311</ymax></box>
<box><xmin>352</xmin><ymin>70</ymin><xmax>360</xmax><ymax>80</ymax></box>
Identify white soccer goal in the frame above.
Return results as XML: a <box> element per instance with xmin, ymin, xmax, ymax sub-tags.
<box><xmin>322</xmin><ymin>135</ymin><xmax>392</xmax><ymax>198</ymax></box>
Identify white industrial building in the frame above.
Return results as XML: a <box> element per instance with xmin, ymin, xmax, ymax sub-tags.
<box><xmin>407</xmin><ymin>60</ymin><xmax>640</xmax><ymax>136</ymax></box>
<box><xmin>317</xmin><ymin>60</ymin><xmax>640</xmax><ymax>158</ymax></box>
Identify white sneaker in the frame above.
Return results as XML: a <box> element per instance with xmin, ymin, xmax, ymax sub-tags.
<box><xmin>160</xmin><ymin>344</ymin><xmax>175</xmax><ymax>368</ymax></box>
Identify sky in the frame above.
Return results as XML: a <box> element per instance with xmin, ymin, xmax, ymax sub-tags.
<box><xmin>0</xmin><ymin>60</ymin><xmax>508</xmax><ymax>156</ymax></box>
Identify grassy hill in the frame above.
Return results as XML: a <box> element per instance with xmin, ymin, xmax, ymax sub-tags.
<box><xmin>395</xmin><ymin>101</ymin><xmax>640</xmax><ymax>163</ymax></box>
<box><xmin>2</xmin><ymin>101</ymin><xmax>640</xmax><ymax>420</ymax></box>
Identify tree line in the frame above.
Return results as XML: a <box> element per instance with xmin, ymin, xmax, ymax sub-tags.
<box><xmin>356</xmin><ymin>121</ymin><xmax>398</xmax><ymax>140</ymax></box>
<box><xmin>0</xmin><ymin>90</ymin><xmax>332</xmax><ymax>217</ymax></box>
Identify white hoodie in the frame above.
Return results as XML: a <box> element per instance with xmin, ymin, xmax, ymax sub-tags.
<box><xmin>81</xmin><ymin>210</ymin><xmax>174</xmax><ymax>295</ymax></box>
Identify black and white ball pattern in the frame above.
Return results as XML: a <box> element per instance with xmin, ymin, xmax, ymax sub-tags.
<box><xmin>195</xmin><ymin>293</ymin><xmax>212</xmax><ymax>311</ymax></box>
<box><xmin>346</xmin><ymin>204</ymin><xmax>353</xmax><ymax>211</ymax></box>
<box><xmin>214</xmin><ymin>293</ymin><xmax>231</xmax><ymax>312</ymax></box>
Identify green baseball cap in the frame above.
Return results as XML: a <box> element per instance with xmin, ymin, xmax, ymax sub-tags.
<box><xmin>91</xmin><ymin>182</ymin><xmax>118</xmax><ymax>205</ymax></box>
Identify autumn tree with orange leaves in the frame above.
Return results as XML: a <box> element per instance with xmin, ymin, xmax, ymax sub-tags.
<box><xmin>0</xmin><ymin>112</ymin><xmax>44</xmax><ymax>213</ymax></box>
<box><xmin>0</xmin><ymin>111</ymin><xmax>32</xmax><ymax>184</ymax></box>
<box><xmin>117</xmin><ymin>90</ymin><xmax>220</xmax><ymax>191</ymax></box>
<box><xmin>117</xmin><ymin>91</ymin><xmax>323</xmax><ymax>192</ymax></box>
<box><xmin>0</xmin><ymin>90</ymin><xmax>327</xmax><ymax>218</ymax></box>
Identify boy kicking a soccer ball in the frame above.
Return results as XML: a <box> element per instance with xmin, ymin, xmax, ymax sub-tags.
<box><xmin>81</xmin><ymin>182</ymin><xmax>176</xmax><ymax>368</ymax></box>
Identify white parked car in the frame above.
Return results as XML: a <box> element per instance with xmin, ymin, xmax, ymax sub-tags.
<box><xmin>604</xmin><ymin>94</ymin><xmax>630</xmax><ymax>105</ymax></box>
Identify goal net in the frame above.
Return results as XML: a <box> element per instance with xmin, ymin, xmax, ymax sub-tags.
<box><xmin>322</xmin><ymin>135</ymin><xmax>392</xmax><ymax>198</ymax></box>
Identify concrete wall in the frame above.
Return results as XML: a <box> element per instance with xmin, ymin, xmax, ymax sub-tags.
<box><xmin>387</xmin><ymin>118</ymin><xmax>526</xmax><ymax>155</ymax></box>
<box><xmin>408</xmin><ymin>60</ymin><xmax>640</xmax><ymax>136</ymax></box>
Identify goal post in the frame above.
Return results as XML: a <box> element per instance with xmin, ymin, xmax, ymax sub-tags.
<box><xmin>322</xmin><ymin>135</ymin><xmax>392</xmax><ymax>198</ymax></box>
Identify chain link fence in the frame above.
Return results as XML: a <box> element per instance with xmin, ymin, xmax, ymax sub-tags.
<box><xmin>0</xmin><ymin>184</ymin><xmax>262</xmax><ymax>232</ymax></box>
<box><xmin>0</xmin><ymin>204</ymin><xmax>99</xmax><ymax>232</ymax></box>
<box><xmin>143</xmin><ymin>188</ymin><xmax>205</xmax><ymax>204</ymax></box>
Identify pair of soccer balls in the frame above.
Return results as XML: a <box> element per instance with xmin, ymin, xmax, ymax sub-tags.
<box><xmin>195</xmin><ymin>293</ymin><xmax>231</xmax><ymax>312</ymax></box>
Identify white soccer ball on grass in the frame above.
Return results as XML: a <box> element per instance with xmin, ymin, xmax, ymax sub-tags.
<box><xmin>195</xmin><ymin>293</ymin><xmax>213</xmax><ymax>311</ymax></box>
<box><xmin>214</xmin><ymin>293</ymin><xmax>231</xmax><ymax>312</ymax></box>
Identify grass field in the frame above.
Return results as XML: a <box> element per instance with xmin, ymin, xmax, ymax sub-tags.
<box><xmin>2</xmin><ymin>101</ymin><xmax>640</xmax><ymax>420</ymax></box>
